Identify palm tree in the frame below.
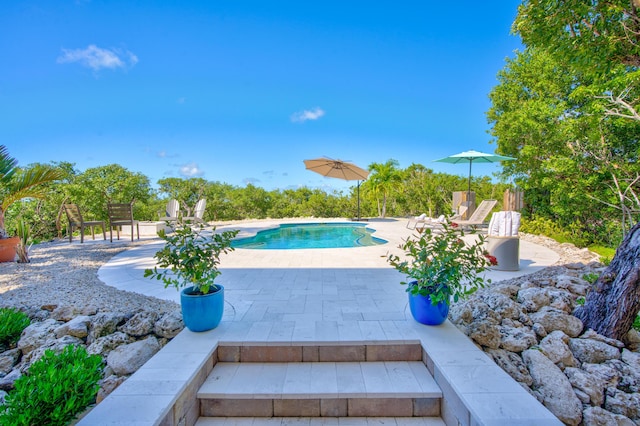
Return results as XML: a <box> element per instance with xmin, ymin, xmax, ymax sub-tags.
<box><xmin>0</xmin><ymin>145</ymin><xmax>64</xmax><ymax>238</ymax></box>
<box><xmin>367</xmin><ymin>159</ymin><xmax>402</xmax><ymax>218</ymax></box>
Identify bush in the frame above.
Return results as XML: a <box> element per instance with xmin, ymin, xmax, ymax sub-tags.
<box><xmin>0</xmin><ymin>345</ymin><xmax>103</xmax><ymax>426</ymax></box>
<box><xmin>0</xmin><ymin>308</ymin><xmax>30</xmax><ymax>349</ymax></box>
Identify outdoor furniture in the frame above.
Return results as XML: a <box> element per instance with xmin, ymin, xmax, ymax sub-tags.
<box><xmin>63</xmin><ymin>203</ymin><xmax>106</xmax><ymax>243</ymax></box>
<box><xmin>409</xmin><ymin>206</ymin><xmax>468</xmax><ymax>230</ymax></box>
<box><xmin>107</xmin><ymin>202</ymin><xmax>139</xmax><ymax>242</ymax></box>
<box><xmin>159</xmin><ymin>199</ymin><xmax>180</xmax><ymax>226</ymax></box>
<box><xmin>183</xmin><ymin>199</ymin><xmax>207</xmax><ymax>225</ymax></box>
<box><xmin>417</xmin><ymin>200</ymin><xmax>497</xmax><ymax>232</ymax></box>
<box><xmin>486</xmin><ymin>211</ymin><xmax>521</xmax><ymax>271</ymax></box>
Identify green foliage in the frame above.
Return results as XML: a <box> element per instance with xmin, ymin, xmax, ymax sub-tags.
<box><xmin>15</xmin><ymin>219</ymin><xmax>31</xmax><ymax>263</ymax></box>
<box><xmin>634</xmin><ymin>315</ymin><xmax>640</xmax><ymax>332</ymax></box>
<box><xmin>582</xmin><ymin>273</ymin><xmax>600</xmax><ymax>285</ymax></box>
<box><xmin>145</xmin><ymin>225</ymin><xmax>239</xmax><ymax>294</ymax></box>
<box><xmin>0</xmin><ymin>308</ymin><xmax>30</xmax><ymax>349</ymax></box>
<box><xmin>387</xmin><ymin>224</ymin><xmax>493</xmax><ymax>305</ymax></box>
<box><xmin>0</xmin><ymin>345</ymin><xmax>103</xmax><ymax>426</ymax></box>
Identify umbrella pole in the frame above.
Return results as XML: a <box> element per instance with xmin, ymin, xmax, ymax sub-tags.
<box><xmin>467</xmin><ymin>160</ymin><xmax>472</xmax><ymax>204</ymax></box>
<box><xmin>357</xmin><ymin>180</ymin><xmax>361</xmax><ymax>220</ymax></box>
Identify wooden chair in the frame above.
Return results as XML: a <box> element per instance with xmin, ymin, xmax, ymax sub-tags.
<box><xmin>183</xmin><ymin>199</ymin><xmax>207</xmax><ymax>225</ymax></box>
<box><xmin>63</xmin><ymin>203</ymin><xmax>106</xmax><ymax>243</ymax></box>
<box><xmin>159</xmin><ymin>199</ymin><xmax>180</xmax><ymax>226</ymax></box>
<box><xmin>107</xmin><ymin>202</ymin><xmax>139</xmax><ymax>242</ymax></box>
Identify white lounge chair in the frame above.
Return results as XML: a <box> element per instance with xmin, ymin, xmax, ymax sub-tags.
<box><xmin>159</xmin><ymin>199</ymin><xmax>180</xmax><ymax>226</ymax></box>
<box><xmin>409</xmin><ymin>205</ymin><xmax>468</xmax><ymax>230</ymax></box>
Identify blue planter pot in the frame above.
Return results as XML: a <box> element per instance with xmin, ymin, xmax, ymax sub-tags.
<box><xmin>408</xmin><ymin>291</ymin><xmax>449</xmax><ymax>326</ymax></box>
<box><xmin>180</xmin><ymin>285</ymin><xmax>224</xmax><ymax>332</ymax></box>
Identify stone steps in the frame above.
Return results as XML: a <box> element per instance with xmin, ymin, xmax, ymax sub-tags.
<box><xmin>195</xmin><ymin>344</ymin><xmax>444</xmax><ymax>421</ymax></box>
<box><xmin>196</xmin><ymin>417</ymin><xmax>446</xmax><ymax>425</ymax></box>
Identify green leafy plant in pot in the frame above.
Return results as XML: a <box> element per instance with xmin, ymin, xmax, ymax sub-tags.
<box><xmin>387</xmin><ymin>223</ymin><xmax>496</xmax><ymax>325</ymax></box>
<box><xmin>0</xmin><ymin>145</ymin><xmax>64</xmax><ymax>262</ymax></box>
<box><xmin>144</xmin><ymin>224</ymin><xmax>239</xmax><ymax>332</ymax></box>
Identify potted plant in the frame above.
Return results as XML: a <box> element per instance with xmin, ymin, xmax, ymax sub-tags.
<box><xmin>387</xmin><ymin>223</ymin><xmax>497</xmax><ymax>325</ymax></box>
<box><xmin>0</xmin><ymin>145</ymin><xmax>64</xmax><ymax>262</ymax></box>
<box><xmin>144</xmin><ymin>224</ymin><xmax>239</xmax><ymax>332</ymax></box>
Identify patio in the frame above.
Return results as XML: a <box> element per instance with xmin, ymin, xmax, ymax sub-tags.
<box><xmin>79</xmin><ymin>218</ymin><xmax>562</xmax><ymax>425</ymax></box>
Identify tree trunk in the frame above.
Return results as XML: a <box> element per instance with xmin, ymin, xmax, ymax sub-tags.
<box><xmin>574</xmin><ymin>222</ymin><xmax>640</xmax><ymax>341</ymax></box>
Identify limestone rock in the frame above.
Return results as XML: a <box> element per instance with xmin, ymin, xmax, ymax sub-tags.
<box><xmin>154</xmin><ymin>310</ymin><xmax>184</xmax><ymax>338</ymax></box>
<box><xmin>581</xmin><ymin>329</ymin><xmax>625</xmax><ymax>348</ymax></box>
<box><xmin>0</xmin><ymin>390</ymin><xmax>6</xmax><ymax>405</ymax></box>
<box><xmin>539</xmin><ymin>330</ymin><xmax>578</xmax><ymax>368</ymax></box>
<box><xmin>17</xmin><ymin>318</ymin><xmax>60</xmax><ymax>355</ymax></box>
<box><xmin>604</xmin><ymin>389</ymin><xmax>640</xmax><ymax>422</ymax></box>
<box><xmin>582</xmin><ymin>406</ymin><xmax>627</xmax><ymax>426</ymax></box>
<box><xmin>51</xmin><ymin>305</ymin><xmax>82</xmax><ymax>322</ymax></box>
<box><xmin>54</xmin><ymin>315</ymin><xmax>91</xmax><ymax>339</ymax></box>
<box><xmin>569</xmin><ymin>338</ymin><xmax>620</xmax><ymax>364</ymax></box>
<box><xmin>22</xmin><ymin>336</ymin><xmax>83</xmax><ymax>370</ymax></box>
<box><xmin>119</xmin><ymin>311</ymin><xmax>159</xmax><ymax>337</ymax></box>
<box><xmin>0</xmin><ymin>349</ymin><xmax>20</xmax><ymax>375</ymax></box>
<box><xmin>499</xmin><ymin>325</ymin><xmax>538</xmax><ymax>352</ymax></box>
<box><xmin>522</xmin><ymin>349</ymin><xmax>582</xmax><ymax>425</ymax></box>
<box><xmin>467</xmin><ymin>321</ymin><xmax>501</xmax><ymax>349</ymax></box>
<box><xmin>0</xmin><ymin>369</ymin><xmax>21</xmax><ymax>391</ymax></box>
<box><xmin>582</xmin><ymin>363</ymin><xmax>621</xmax><ymax>389</ymax></box>
<box><xmin>517</xmin><ymin>287</ymin><xmax>550</xmax><ymax>313</ymax></box>
<box><xmin>97</xmin><ymin>374</ymin><xmax>128</xmax><ymax>403</ymax></box>
<box><xmin>621</xmin><ymin>348</ymin><xmax>640</xmax><ymax>370</ymax></box>
<box><xmin>87</xmin><ymin>312</ymin><xmax>126</xmax><ymax>344</ymax></box>
<box><xmin>107</xmin><ymin>336</ymin><xmax>160</xmax><ymax>376</ymax></box>
<box><xmin>564</xmin><ymin>367</ymin><xmax>605</xmax><ymax>406</ymax></box>
<box><xmin>482</xmin><ymin>292</ymin><xmax>523</xmax><ymax>320</ymax></box>
<box><xmin>486</xmin><ymin>349</ymin><xmax>533</xmax><ymax>386</ymax></box>
<box><xmin>529</xmin><ymin>307</ymin><xmax>583</xmax><ymax>337</ymax></box>
<box><xmin>87</xmin><ymin>331</ymin><xmax>132</xmax><ymax>357</ymax></box>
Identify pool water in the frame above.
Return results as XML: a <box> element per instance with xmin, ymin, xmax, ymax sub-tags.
<box><xmin>231</xmin><ymin>223</ymin><xmax>387</xmax><ymax>249</ymax></box>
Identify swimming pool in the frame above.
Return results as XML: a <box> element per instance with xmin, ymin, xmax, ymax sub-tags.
<box><xmin>231</xmin><ymin>223</ymin><xmax>388</xmax><ymax>249</ymax></box>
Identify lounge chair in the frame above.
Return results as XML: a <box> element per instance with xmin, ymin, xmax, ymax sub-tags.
<box><xmin>418</xmin><ymin>200</ymin><xmax>497</xmax><ymax>232</ymax></box>
<box><xmin>107</xmin><ymin>202</ymin><xmax>140</xmax><ymax>242</ymax></box>
<box><xmin>183</xmin><ymin>199</ymin><xmax>207</xmax><ymax>225</ymax></box>
<box><xmin>63</xmin><ymin>203</ymin><xmax>106</xmax><ymax>243</ymax></box>
<box><xmin>159</xmin><ymin>199</ymin><xmax>180</xmax><ymax>226</ymax></box>
<box><xmin>409</xmin><ymin>205</ymin><xmax>468</xmax><ymax>230</ymax></box>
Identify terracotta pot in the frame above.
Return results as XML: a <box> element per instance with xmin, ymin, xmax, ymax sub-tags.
<box><xmin>0</xmin><ymin>236</ymin><xmax>19</xmax><ymax>262</ymax></box>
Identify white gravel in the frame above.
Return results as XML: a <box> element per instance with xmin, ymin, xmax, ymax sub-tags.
<box><xmin>0</xmin><ymin>240</ymin><xmax>179</xmax><ymax>315</ymax></box>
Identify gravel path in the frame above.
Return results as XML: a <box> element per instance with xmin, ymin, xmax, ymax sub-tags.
<box><xmin>0</xmin><ymin>240</ymin><xmax>179</xmax><ymax>315</ymax></box>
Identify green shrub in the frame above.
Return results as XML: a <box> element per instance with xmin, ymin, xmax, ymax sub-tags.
<box><xmin>634</xmin><ymin>314</ymin><xmax>640</xmax><ymax>332</ymax></box>
<box><xmin>0</xmin><ymin>345</ymin><xmax>103</xmax><ymax>426</ymax></box>
<box><xmin>575</xmin><ymin>296</ymin><xmax>586</xmax><ymax>306</ymax></box>
<box><xmin>582</xmin><ymin>273</ymin><xmax>599</xmax><ymax>285</ymax></box>
<box><xmin>0</xmin><ymin>308</ymin><xmax>30</xmax><ymax>349</ymax></box>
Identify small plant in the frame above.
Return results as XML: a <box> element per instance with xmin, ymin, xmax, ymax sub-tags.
<box><xmin>633</xmin><ymin>314</ymin><xmax>640</xmax><ymax>332</ymax></box>
<box><xmin>0</xmin><ymin>345</ymin><xmax>103</xmax><ymax>425</ymax></box>
<box><xmin>575</xmin><ymin>296</ymin><xmax>586</xmax><ymax>306</ymax></box>
<box><xmin>582</xmin><ymin>272</ymin><xmax>600</xmax><ymax>285</ymax></box>
<box><xmin>144</xmin><ymin>225</ymin><xmax>239</xmax><ymax>295</ymax></box>
<box><xmin>0</xmin><ymin>308</ymin><xmax>30</xmax><ymax>349</ymax></box>
<box><xmin>15</xmin><ymin>219</ymin><xmax>31</xmax><ymax>263</ymax></box>
<box><xmin>387</xmin><ymin>223</ymin><xmax>495</xmax><ymax>305</ymax></box>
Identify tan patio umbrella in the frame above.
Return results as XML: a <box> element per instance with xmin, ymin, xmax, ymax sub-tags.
<box><xmin>303</xmin><ymin>157</ymin><xmax>369</xmax><ymax>220</ymax></box>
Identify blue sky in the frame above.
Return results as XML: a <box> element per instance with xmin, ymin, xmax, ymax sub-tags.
<box><xmin>2</xmin><ymin>1</ymin><xmax>522</xmax><ymax>193</ymax></box>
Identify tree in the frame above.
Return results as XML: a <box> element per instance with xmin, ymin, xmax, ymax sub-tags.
<box><xmin>366</xmin><ymin>159</ymin><xmax>402</xmax><ymax>218</ymax></box>
<box><xmin>0</xmin><ymin>146</ymin><xmax>64</xmax><ymax>238</ymax></box>
<box><xmin>574</xmin><ymin>222</ymin><xmax>640</xmax><ymax>341</ymax></box>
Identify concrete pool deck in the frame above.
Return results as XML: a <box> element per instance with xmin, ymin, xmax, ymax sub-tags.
<box><xmin>80</xmin><ymin>218</ymin><xmax>563</xmax><ymax>425</ymax></box>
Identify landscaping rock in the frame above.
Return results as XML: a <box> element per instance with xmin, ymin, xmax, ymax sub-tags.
<box><xmin>54</xmin><ymin>315</ymin><xmax>91</xmax><ymax>339</ymax></box>
<box><xmin>499</xmin><ymin>324</ymin><xmax>537</xmax><ymax>352</ymax></box>
<box><xmin>0</xmin><ymin>369</ymin><xmax>21</xmax><ymax>391</ymax></box>
<box><xmin>0</xmin><ymin>349</ymin><xmax>20</xmax><ymax>375</ymax></box>
<box><xmin>517</xmin><ymin>287</ymin><xmax>550</xmax><ymax>312</ymax></box>
<box><xmin>569</xmin><ymin>338</ymin><xmax>621</xmax><ymax>364</ymax></box>
<box><xmin>530</xmin><ymin>307</ymin><xmax>584</xmax><ymax>337</ymax></box>
<box><xmin>97</xmin><ymin>374</ymin><xmax>128</xmax><ymax>403</ymax></box>
<box><xmin>87</xmin><ymin>331</ymin><xmax>132</xmax><ymax>357</ymax></box>
<box><xmin>87</xmin><ymin>312</ymin><xmax>126</xmax><ymax>344</ymax></box>
<box><xmin>564</xmin><ymin>367</ymin><xmax>605</xmax><ymax>406</ymax></box>
<box><xmin>467</xmin><ymin>321</ymin><xmax>501</xmax><ymax>349</ymax></box>
<box><xmin>604</xmin><ymin>389</ymin><xmax>640</xmax><ymax>423</ymax></box>
<box><xmin>539</xmin><ymin>330</ymin><xmax>578</xmax><ymax>368</ymax></box>
<box><xmin>17</xmin><ymin>318</ymin><xmax>60</xmax><ymax>355</ymax></box>
<box><xmin>22</xmin><ymin>335</ymin><xmax>84</xmax><ymax>370</ymax></box>
<box><xmin>106</xmin><ymin>336</ymin><xmax>161</xmax><ymax>376</ymax></box>
<box><xmin>154</xmin><ymin>310</ymin><xmax>184</xmax><ymax>338</ymax></box>
<box><xmin>522</xmin><ymin>349</ymin><xmax>582</xmax><ymax>425</ymax></box>
<box><xmin>582</xmin><ymin>406</ymin><xmax>631</xmax><ymax>426</ymax></box>
<box><xmin>119</xmin><ymin>311</ymin><xmax>158</xmax><ymax>337</ymax></box>
<box><xmin>486</xmin><ymin>348</ymin><xmax>533</xmax><ymax>386</ymax></box>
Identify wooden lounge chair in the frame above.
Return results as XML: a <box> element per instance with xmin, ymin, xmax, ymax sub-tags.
<box><xmin>107</xmin><ymin>202</ymin><xmax>139</xmax><ymax>242</ymax></box>
<box><xmin>417</xmin><ymin>200</ymin><xmax>497</xmax><ymax>232</ymax></box>
<box><xmin>63</xmin><ymin>203</ymin><xmax>106</xmax><ymax>243</ymax></box>
<box><xmin>183</xmin><ymin>199</ymin><xmax>207</xmax><ymax>225</ymax></box>
<box><xmin>159</xmin><ymin>199</ymin><xmax>180</xmax><ymax>226</ymax></box>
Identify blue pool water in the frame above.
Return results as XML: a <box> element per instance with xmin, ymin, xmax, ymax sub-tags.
<box><xmin>231</xmin><ymin>223</ymin><xmax>387</xmax><ymax>249</ymax></box>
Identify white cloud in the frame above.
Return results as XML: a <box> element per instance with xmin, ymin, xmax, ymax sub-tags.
<box><xmin>243</xmin><ymin>177</ymin><xmax>261</xmax><ymax>185</ymax></box>
<box><xmin>57</xmin><ymin>44</ymin><xmax>138</xmax><ymax>71</ymax></box>
<box><xmin>291</xmin><ymin>107</ymin><xmax>325</xmax><ymax>123</ymax></box>
<box><xmin>179</xmin><ymin>162</ymin><xmax>204</xmax><ymax>178</ymax></box>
